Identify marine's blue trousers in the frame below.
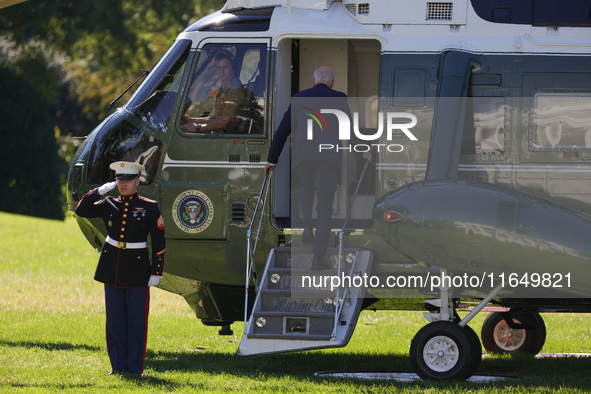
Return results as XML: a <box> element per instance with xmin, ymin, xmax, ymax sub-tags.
<box><xmin>104</xmin><ymin>285</ymin><xmax>150</xmax><ymax>373</ymax></box>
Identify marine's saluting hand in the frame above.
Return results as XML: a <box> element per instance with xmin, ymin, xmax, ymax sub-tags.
<box><xmin>98</xmin><ymin>180</ymin><xmax>119</xmax><ymax>196</ymax></box>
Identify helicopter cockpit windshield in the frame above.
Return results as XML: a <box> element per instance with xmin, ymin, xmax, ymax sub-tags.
<box><xmin>80</xmin><ymin>40</ymin><xmax>193</xmax><ymax>186</ymax></box>
<box><xmin>125</xmin><ymin>39</ymin><xmax>192</xmax><ymax>133</ymax></box>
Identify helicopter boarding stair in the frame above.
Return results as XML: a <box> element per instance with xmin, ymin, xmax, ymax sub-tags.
<box><xmin>238</xmin><ymin>164</ymin><xmax>374</xmax><ymax>357</ymax></box>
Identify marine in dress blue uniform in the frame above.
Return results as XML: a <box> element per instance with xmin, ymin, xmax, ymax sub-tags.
<box><xmin>75</xmin><ymin>161</ymin><xmax>165</xmax><ymax>375</ymax></box>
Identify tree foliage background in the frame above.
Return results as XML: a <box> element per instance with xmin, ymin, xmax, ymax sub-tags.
<box><xmin>0</xmin><ymin>0</ymin><xmax>224</xmax><ymax>219</ymax></box>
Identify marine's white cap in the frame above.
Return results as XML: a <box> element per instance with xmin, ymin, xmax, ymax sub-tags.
<box><xmin>109</xmin><ymin>161</ymin><xmax>145</xmax><ymax>180</ymax></box>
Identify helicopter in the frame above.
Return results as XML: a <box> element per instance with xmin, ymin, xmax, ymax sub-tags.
<box><xmin>67</xmin><ymin>0</ymin><xmax>591</xmax><ymax>380</ymax></box>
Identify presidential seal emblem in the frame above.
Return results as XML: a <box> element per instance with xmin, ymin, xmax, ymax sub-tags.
<box><xmin>172</xmin><ymin>190</ymin><xmax>214</xmax><ymax>234</ymax></box>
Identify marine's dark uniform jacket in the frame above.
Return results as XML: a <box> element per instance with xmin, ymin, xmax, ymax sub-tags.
<box><xmin>75</xmin><ymin>188</ymin><xmax>166</xmax><ymax>288</ymax></box>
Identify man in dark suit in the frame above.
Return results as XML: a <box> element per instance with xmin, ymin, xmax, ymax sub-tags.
<box><xmin>75</xmin><ymin>161</ymin><xmax>165</xmax><ymax>375</ymax></box>
<box><xmin>265</xmin><ymin>67</ymin><xmax>368</xmax><ymax>270</ymax></box>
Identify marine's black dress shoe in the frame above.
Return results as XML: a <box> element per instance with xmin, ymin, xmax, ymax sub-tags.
<box><xmin>128</xmin><ymin>371</ymin><xmax>143</xmax><ymax>376</ymax></box>
<box><xmin>109</xmin><ymin>369</ymin><xmax>124</xmax><ymax>375</ymax></box>
<box><xmin>301</xmin><ymin>227</ymin><xmax>314</xmax><ymax>244</ymax></box>
<box><xmin>311</xmin><ymin>254</ymin><xmax>330</xmax><ymax>271</ymax></box>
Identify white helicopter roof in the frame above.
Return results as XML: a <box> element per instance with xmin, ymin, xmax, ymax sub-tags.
<box><xmin>223</xmin><ymin>0</ymin><xmax>468</xmax><ymax>25</ymax></box>
<box><xmin>223</xmin><ymin>0</ymin><xmax>336</xmax><ymax>11</ymax></box>
<box><xmin>210</xmin><ymin>0</ymin><xmax>591</xmax><ymax>55</ymax></box>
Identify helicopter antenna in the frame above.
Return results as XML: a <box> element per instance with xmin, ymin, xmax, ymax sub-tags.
<box><xmin>108</xmin><ymin>69</ymin><xmax>150</xmax><ymax>110</ymax></box>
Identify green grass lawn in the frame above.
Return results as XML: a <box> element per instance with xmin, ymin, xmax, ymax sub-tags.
<box><xmin>2</xmin><ymin>211</ymin><xmax>591</xmax><ymax>393</ymax></box>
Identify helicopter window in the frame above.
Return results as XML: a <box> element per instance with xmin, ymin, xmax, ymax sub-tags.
<box><xmin>179</xmin><ymin>43</ymin><xmax>266</xmax><ymax>136</ymax></box>
<box><xmin>463</xmin><ymin>97</ymin><xmax>506</xmax><ymax>155</ymax></box>
<box><xmin>532</xmin><ymin>93</ymin><xmax>591</xmax><ymax>149</ymax></box>
<box><xmin>125</xmin><ymin>39</ymin><xmax>192</xmax><ymax>133</ymax></box>
<box><xmin>86</xmin><ymin>113</ymin><xmax>163</xmax><ymax>185</ymax></box>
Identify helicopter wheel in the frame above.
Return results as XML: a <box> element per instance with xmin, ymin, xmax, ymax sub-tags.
<box><xmin>410</xmin><ymin>321</ymin><xmax>481</xmax><ymax>380</ymax></box>
<box><xmin>463</xmin><ymin>324</ymin><xmax>482</xmax><ymax>373</ymax></box>
<box><xmin>481</xmin><ymin>311</ymin><xmax>546</xmax><ymax>355</ymax></box>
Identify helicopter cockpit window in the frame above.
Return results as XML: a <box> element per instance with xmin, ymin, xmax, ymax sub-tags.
<box><xmin>532</xmin><ymin>93</ymin><xmax>591</xmax><ymax>149</ymax></box>
<box><xmin>462</xmin><ymin>97</ymin><xmax>506</xmax><ymax>155</ymax></box>
<box><xmin>125</xmin><ymin>39</ymin><xmax>192</xmax><ymax>133</ymax></box>
<box><xmin>86</xmin><ymin>113</ymin><xmax>163</xmax><ymax>185</ymax></box>
<box><xmin>179</xmin><ymin>43</ymin><xmax>266</xmax><ymax>136</ymax></box>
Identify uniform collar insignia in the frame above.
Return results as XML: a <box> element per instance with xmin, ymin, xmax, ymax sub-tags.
<box><xmin>120</xmin><ymin>193</ymin><xmax>139</xmax><ymax>202</ymax></box>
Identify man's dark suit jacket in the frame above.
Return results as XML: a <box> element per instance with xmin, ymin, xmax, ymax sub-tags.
<box><xmin>266</xmin><ymin>83</ymin><xmax>351</xmax><ymax>170</ymax></box>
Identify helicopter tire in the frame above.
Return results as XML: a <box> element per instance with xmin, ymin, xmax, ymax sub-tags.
<box><xmin>481</xmin><ymin>311</ymin><xmax>546</xmax><ymax>355</ymax></box>
<box><xmin>410</xmin><ymin>321</ymin><xmax>480</xmax><ymax>381</ymax></box>
<box><xmin>463</xmin><ymin>323</ymin><xmax>482</xmax><ymax>374</ymax></box>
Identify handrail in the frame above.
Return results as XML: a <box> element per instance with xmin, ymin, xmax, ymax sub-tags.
<box><xmin>244</xmin><ymin>173</ymin><xmax>271</xmax><ymax>333</ymax></box>
<box><xmin>340</xmin><ymin>159</ymin><xmax>371</xmax><ymax>237</ymax></box>
<box><xmin>333</xmin><ymin>159</ymin><xmax>371</xmax><ymax>338</ymax></box>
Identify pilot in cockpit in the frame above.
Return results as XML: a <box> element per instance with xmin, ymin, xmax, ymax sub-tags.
<box><xmin>181</xmin><ymin>49</ymin><xmax>247</xmax><ymax>134</ymax></box>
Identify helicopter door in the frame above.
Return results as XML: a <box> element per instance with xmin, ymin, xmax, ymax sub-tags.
<box><xmin>160</xmin><ymin>39</ymin><xmax>270</xmax><ymax>242</ymax></box>
<box><xmin>271</xmin><ymin>38</ymin><xmax>381</xmax><ymax>229</ymax></box>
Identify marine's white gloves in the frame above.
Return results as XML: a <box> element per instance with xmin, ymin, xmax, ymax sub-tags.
<box><xmin>147</xmin><ymin>275</ymin><xmax>161</xmax><ymax>287</ymax></box>
<box><xmin>98</xmin><ymin>180</ymin><xmax>119</xmax><ymax>195</ymax></box>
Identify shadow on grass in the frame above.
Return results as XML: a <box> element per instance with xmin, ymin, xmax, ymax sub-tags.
<box><xmin>5</xmin><ymin>340</ymin><xmax>591</xmax><ymax>390</ymax></box>
<box><xmin>0</xmin><ymin>340</ymin><xmax>101</xmax><ymax>352</ymax></box>
<box><xmin>144</xmin><ymin>349</ymin><xmax>591</xmax><ymax>389</ymax></box>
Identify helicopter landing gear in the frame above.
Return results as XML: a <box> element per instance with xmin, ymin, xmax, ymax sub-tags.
<box><xmin>410</xmin><ymin>274</ymin><xmax>504</xmax><ymax>380</ymax></box>
<box><xmin>410</xmin><ymin>321</ymin><xmax>481</xmax><ymax>380</ymax></box>
<box><xmin>481</xmin><ymin>311</ymin><xmax>546</xmax><ymax>355</ymax></box>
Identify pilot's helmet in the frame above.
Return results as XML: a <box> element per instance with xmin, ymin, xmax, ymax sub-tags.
<box><xmin>109</xmin><ymin>161</ymin><xmax>145</xmax><ymax>180</ymax></box>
